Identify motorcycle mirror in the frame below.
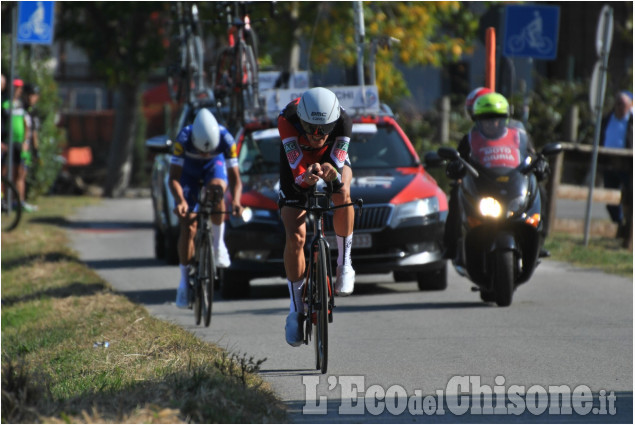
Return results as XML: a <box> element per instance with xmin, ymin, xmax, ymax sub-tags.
<box><xmin>541</xmin><ymin>143</ymin><xmax>563</xmax><ymax>157</ymax></box>
<box><xmin>424</xmin><ymin>151</ymin><xmax>444</xmax><ymax>168</ymax></box>
<box><xmin>437</xmin><ymin>146</ymin><xmax>460</xmax><ymax>161</ymax></box>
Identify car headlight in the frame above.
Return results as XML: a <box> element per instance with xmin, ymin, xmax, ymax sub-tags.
<box><xmin>230</xmin><ymin>207</ymin><xmax>278</xmax><ymax>227</ymax></box>
<box><xmin>479</xmin><ymin>197</ymin><xmax>502</xmax><ymax>218</ymax></box>
<box><xmin>389</xmin><ymin>197</ymin><xmax>439</xmax><ymax>228</ymax></box>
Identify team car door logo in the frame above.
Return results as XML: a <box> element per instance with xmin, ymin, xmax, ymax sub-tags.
<box><xmin>331</xmin><ymin>139</ymin><xmax>349</xmax><ymax>168</ymax></box>
<box><xmin>283</xmin><ymin>139</ymin><xmax>303</xmax><ymax>169</ymax></box>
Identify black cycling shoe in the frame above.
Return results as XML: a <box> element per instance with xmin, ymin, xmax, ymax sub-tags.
<box><xmin>539</xmin><ymin>249</ymin><xmax>551</xmax><ymax>258</ymax></box>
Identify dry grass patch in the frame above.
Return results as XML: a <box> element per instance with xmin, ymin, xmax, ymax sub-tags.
<box><xmin>2</xmin><ymin>196</ymin><xmax>287</xmax><ymax>423</ymax></box>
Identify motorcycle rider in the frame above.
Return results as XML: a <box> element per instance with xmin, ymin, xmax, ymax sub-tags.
<box><xmin>443</xmin><ymin>92</ymin><xmax>548</xmax><ymax>260</ymax></box>
<box><xmin>169</xmin><ymin>108</ymin><xmax>243</xmax><ymax>308</ymax></box>
<box><xmin>278</xmin><ymin>87</ymin><xmax>355</xmax><ymax>347</ymax></box>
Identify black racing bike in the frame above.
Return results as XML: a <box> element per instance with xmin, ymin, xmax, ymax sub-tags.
<box><xmin>280</xmin><ymin>183</ymin><xmax>363</xmax><ymax>373</ymax></box>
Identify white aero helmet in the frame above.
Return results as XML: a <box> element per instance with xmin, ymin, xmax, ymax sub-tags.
<box><xmin>297</xmin><ymin>87</ymin><xmax>340</xmax><ymax>136</ymax></box>
<box><xmin>192</xmin><ymin>108</ymin><xmax>220</xmax><ymax>153</ymax></box>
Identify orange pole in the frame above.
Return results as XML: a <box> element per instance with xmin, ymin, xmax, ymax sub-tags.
<box><xmin>485</xmin><ymin>27</ymin><xmax>496</xmax><ymax>91</ymax></box>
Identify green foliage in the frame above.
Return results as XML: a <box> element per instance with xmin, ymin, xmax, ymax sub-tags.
<box><xmin>55</xmin><ymin>2</ymin><xmax>171</xmax><ymax>88</ymax></box>
<box><xmin>201</xmin><ymin>2</ymin><xmax>480</xmax><ymax>104</ymax></box>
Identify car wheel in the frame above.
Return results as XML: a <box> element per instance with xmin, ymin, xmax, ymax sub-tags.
<box><xmin>165</xmin><ymin>227</ymin><xmax>180</xmax><ymax>265</ymax></box>
<box><xmin>416</xmin><ymin>263</ymin><xmax>447</xmax><ymax>291</ymax></box>
<box><xmin>154</xmin><ymin>225</ymin><xmax>165</xmax><ymax>259</ymax></box>
<box><xmin>221</xmin><ymin>269</ymin><xmax>250</xmax><ymax>299</ymax></box>
<box><xmin>393</xmin><ymin>271</ymin><xmax>416</xmax><ymax>282</ymax></box>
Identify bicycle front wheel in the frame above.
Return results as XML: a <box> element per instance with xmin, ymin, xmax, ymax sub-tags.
<box><xmin>1</xmin><ymin>177</ymin><xmax>22</xmax><ymax>232</ymax></box>
<box><xmin>199</xmin><ymin>231</ymin><xmax>215</xmax><ymax>327</ymax></box>
<box><xmin>314</xmin><ymin>239</ymin><xmax>329</xmax><ymax>374</ymax></box>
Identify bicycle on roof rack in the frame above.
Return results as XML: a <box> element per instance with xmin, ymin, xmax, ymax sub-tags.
<box><xmin>279</xmin><ymin>181</ymin><xmax>363</xmax><ymax>373</ymax></box>
<box><xmin>213</xmin><ymin>1</ymin><xmax>265</xmax><ymax>132</ymax></box>
<box><xmin>166</xmin><ymin>1</ymin><xmax>206</xmax><ymax>105</ymax></box>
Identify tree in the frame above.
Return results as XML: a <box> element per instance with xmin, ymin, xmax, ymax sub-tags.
<box><xmin>203</xmin><ymin>2</ymin><xmax>478</xmax><ymax>105</ymax></box>
<box><xmin>56</xmin><ymin>2</ymin><xmax>170</xmax><ymax>197</ymax></box>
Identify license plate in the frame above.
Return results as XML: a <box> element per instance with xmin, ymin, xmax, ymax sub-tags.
<box><xmin>325</xmin><ymin>233</ymin><xmax>372</xmax><ymax>249</ymax></box>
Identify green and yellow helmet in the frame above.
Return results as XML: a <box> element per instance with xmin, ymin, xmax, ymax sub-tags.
<box><xmin>473</xmin><ymin>92</ymin><xmax>510</xmax><ymax>119</ymax></box>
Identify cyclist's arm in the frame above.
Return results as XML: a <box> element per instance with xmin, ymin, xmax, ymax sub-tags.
<box><xmin>278</xmin><ymin>115</ymin><xmax>312</xmax><ymax>189</ymax></box>
<box><xmin>227</xmin><ymin>164</ymin><xmax>242</xmax><ymax>215</ymax></box>
<box><xmin>322</xmin><ymin>111</ymin><xmax>353</xmax><ymax>184</ymax></box>
<box><xmin>221</xmin><ymin>129</ymin><xmax>243</xmax><ymax>215</ymax></box>
<box><xmin>169</xmin><ymin>131</ymin><xmax>190</xmax><ymax>217</ymax></box>
<box><xmin>168</xmin><ymin>163</ymin><xmax>188</xmax><ymax>218</ymax></box>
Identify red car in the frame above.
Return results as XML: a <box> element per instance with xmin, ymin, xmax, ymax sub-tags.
<box><xmin>221</xmin><ymin>107</ymin><xmax>448</xmax><ymax>298</ymax></box>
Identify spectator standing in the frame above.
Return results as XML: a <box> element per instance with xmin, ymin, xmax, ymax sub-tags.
<box><xmin>599</xmin><ymin>90</ymin><xmax>633</xmax><ymax>237</ymax></box>
<box><xmin>23</xmin><ymin>83</ymin><xmax>41</xmax><ymax>210</ymax></box>
<box><xmin>1</xmin><ymin>78</ymin><xmax>33</xmax><ymax>211</ymax></box>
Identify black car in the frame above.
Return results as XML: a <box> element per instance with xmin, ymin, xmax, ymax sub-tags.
<box><xmin>222</xmin><ymin>110</ymin><xmax>449</xmax><ymax>297</ymax></box>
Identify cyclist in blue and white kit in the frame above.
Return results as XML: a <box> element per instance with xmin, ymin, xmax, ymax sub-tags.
<box><xmin>169</xmin><ymin>108</ymin><xmax>243</xmax><ymax>308</ymax></box>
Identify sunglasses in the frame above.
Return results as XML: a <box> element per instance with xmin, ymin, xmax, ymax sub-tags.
<box><xmin>300</xmin><ymin>120</ymin><xmax>337</xmax><ymax>137</ymax></box>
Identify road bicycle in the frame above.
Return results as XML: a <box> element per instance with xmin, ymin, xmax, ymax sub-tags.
<box><xmin>280</xmin><ymin>183</ymin><xmax>363</xmax><ymax>373</ymax></box>
<box><xmin>213</xmin><ymin>1</ymin><xmax>262</xmax><ymax>132</ymax></box>
<box><xmin>187</xmin><ymin>184</ymin><xmax>224</xmax><ymax>327</ymax></box>
<box><xmin>166</xmin><ymin>1</ymin><xmax>206</xmax><ymax>105</ymax></box>
<box><xmin>187</xmin><ymin>184</ymin><xmax>251</xmax><ymax>326</ymax></box>
<box><xmin>1</xmin><ymin>176</ymin><xmax>22</xmax><ymax>232</ymax></box>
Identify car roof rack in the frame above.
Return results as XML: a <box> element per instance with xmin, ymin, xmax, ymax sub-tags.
<box><xmin>258</xmin><ymin>85</ymin><xmax>392</xmax><ymax>121</ymax></box>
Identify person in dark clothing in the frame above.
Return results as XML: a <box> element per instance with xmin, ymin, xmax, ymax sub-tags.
<box><xmin>599</xmin><ymin>91</ymin><xmax>633</xmax><ymax>235</ymax></box>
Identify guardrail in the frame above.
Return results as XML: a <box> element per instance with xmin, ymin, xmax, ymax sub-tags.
<box><xmin>546</xmin><ymin>142</ymin><xmax>632</xmax><ymax>249</ymax></box>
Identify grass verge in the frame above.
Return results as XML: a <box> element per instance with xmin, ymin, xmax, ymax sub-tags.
<box><xmin>1</xmin><ymin>196</ymin><xmax>287</xmax><ymax>424</ymax></box>
<box><xmin>545</xmin><ymin>232</ymin><xmax>632</xmax><ymax>277</ymax></box>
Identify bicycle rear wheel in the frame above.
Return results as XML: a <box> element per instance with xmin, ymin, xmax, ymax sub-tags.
<box><xmin>238</xmin><ymin>40</ymin><xmax>260</xmax><ymax>117</ymax></box>
<box><xmin>314</xmin><ymin>239</ymin><xmax>329</xmax><ymax>373</ymax></box>
<box><xmin>1</xmin><ymin>177</ymin><xmax>22</xmax><ymax>232</ymax></box>
<box><xmin>199</xmin><ymin>231</ymin><xmax>215</xmax><ymax>327</ymax></box>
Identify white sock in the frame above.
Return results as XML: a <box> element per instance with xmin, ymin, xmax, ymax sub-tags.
<box><xmin>179</xmin><ymin>264</ymin><xmax>189</xmax><ymax>289</ymax></box>
<box><xmin>287</xmin><ymin>278</ymin><xmax>305</xmax><ymax>313</ymax></box>
<box><xmin>336</xmin><ymin>233</ymin><xmax>353</xmax><ymax>267</ymax></box>
<box><xmin>212</xmin><ymin>222</ymin><xmax>225</xmax><ymax>251</ymax></box>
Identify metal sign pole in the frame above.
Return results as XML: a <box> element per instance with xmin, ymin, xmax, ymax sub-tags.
<box><xmin>7</xmin><ymin>5</ymin><xmax>18</xmax><ymax>207</ymax></box>
<box><xmin>583</xmin><ymin>6</ymin><xmax>613</xmax><ymax>246</ymax></box>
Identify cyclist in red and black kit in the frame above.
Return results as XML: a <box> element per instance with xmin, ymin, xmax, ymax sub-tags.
<box><xmin>278</xmin><ymin>87</ymin><xmax>355</xmax><ymax>347</ymax></box>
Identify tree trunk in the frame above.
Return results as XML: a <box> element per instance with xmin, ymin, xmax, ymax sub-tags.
<box><xmin>104</xmin><ymin>82</ymin><xmax>139</xmax><ymax>198</ymax></box>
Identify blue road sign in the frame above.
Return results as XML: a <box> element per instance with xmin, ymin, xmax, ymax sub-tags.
<box><xmin>503</xmin><ymin>5</ymin><xmax>560</xmax><ymax>60</ymax></box>
<box><xmin>17</xmin><ymin>1</ymin><xmax>55</xmax><ymax>45</ymax></box>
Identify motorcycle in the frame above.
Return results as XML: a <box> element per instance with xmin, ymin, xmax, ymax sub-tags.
<box><xmin>431</xmin><ymin>142</ymin><xmax>562</xmax><ymax>307</ymax></box>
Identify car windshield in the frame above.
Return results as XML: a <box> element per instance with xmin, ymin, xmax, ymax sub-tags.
<box><xmin>239</xmin><ymin>123</ymin><xmax>418</xmax><ymax>175</ymax></box>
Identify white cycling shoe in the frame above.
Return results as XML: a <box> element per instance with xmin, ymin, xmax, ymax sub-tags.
<box><xmin>335</xmin><ymin>265</ymin><xmax>355</xmax><ymax>296</ymax></box>
<box><xmin>215</xmin><ymin>243</ymin><xmax>231</xmax><ymax>268</ymax></box>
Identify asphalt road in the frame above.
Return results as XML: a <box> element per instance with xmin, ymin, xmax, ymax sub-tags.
<box><xmin>69</xmin><ymin>197</ymin><xmax>633</xmax><ymax>423</ymax></box>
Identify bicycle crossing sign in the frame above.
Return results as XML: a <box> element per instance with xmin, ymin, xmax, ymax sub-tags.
<box><xmin>503</xmin><ymin>5</ymin><xmax>560</xmax><ymax>60</ymax></box>
<box><xmin>17</xmin><ymin>1</ymin><xmax>55</xmax><ymax>45</ymax></box>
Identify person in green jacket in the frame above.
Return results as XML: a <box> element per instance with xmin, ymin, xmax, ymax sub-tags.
<box><xmin>1</xmin><ymin>78</ymin><xmax>33</xmax><ymax>211</ymax></box>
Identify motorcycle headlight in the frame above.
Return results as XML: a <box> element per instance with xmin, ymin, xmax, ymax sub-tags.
<box><xmin>389</xmin><ymin>197</ymin><xmax>439</xmax><ymax>228</ymax></box>
<box><xmin>479</xmin><ymin>197</ymin><xmax>502</xmax><ymax>218</ymax></box>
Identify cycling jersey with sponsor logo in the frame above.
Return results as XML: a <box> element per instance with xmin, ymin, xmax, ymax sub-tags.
<box><xmin>278</xmin><ymin>97</ymin><xmax>352</xmax><ymax>192</ymax></box>
<box><xmin>170</xmin><ymin>124</ymin><xmax>238</xmax><ymax>178</ymax></box>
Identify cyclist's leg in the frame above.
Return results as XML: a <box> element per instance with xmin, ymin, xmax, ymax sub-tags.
<box><xmin>281</xmin><ymin>189</ymin><xmax>308</xmax><ymax>346</ymax></box>
<box><xmin>175</xmin><ymin>174</ymin><xmax>199</xmax><ymax>307</ymax></box>
<box><xmin>331</xmin><ymin>164</ymin><xmax>355</xmax><ymax>295</ymax></box>
<box><xmin>204</xmin><ymin>158</ymin><xmax>231</xmax><ymax>267</ymax></box>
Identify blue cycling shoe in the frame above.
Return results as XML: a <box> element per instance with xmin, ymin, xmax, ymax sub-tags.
<box><xmin>285</xmin><ymin>312</ymin><xmax>304</xmax><ymax>347</ymax></box>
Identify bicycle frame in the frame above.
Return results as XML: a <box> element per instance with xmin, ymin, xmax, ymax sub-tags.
<box><xmin>280</xmin><ymin>184</ymin><xmax>363</xmax><ymax>372</ymax></box>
